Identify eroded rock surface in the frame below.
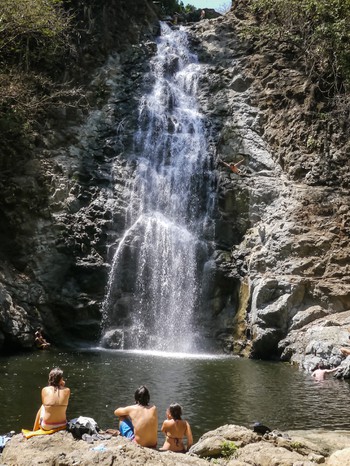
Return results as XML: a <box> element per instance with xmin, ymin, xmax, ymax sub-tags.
<box><xmin>3</xmin><ymin>425</ymin><xmax>350</xmax><ymax>466</ymax></box>
<box><xmin>0</xmin><ymin>0</ymin><xmax>159</xmax><ymax>351</ymax></box>
<box><xmin>187</xmin><ymin>2</ymin><xmax>350</xmax><ymax>367</ymax></box>
<box><xmin>1</xmin><ymin>0</ymin><xmax>350</xmax><ymax>370</ymax></box>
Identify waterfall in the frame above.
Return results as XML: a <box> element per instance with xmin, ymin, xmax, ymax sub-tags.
<box><xmin>101</xmin><ymin>23</ymin><xmax>215</xmax><ymax>353</ymax></box>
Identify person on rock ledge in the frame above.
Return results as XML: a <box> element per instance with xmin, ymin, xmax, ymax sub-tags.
<box><xmin>219</xmin><ymin>158</ymin><xmax>245</xmax><ymax>175</ymax></box>
<box><xmin>159</xmin><ymin>403</ymin><xmax>193</xmax><ymax>453</ymax></box>
<box><xmin>33</xmin><ymin>367</ymin><xmax>70</xmax><ymax>432</ymax></box>
<box><xmin>114</xmin><ymin>385</ymin><xmax>158</xmax><ymax>448</ymax></box>
<box><xmin>34</xmin><ymin>327</ymin><xmax>50</xmax><ymax>350</ymax></box>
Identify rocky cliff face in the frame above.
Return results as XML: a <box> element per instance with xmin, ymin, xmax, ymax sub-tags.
<box><xmin>188</xmin><ymin>2</ymin><xmax>350</xmax><ymax>370</ymax></box>
<box><xmin>1</xmin><ymin>0</ymin><xmax>350</xmax><ymax>372</ymax></box>
<box><xmin>0</xmin><ymin>0</ymin><xmax>159</xmax><ymax>350</ymax></box>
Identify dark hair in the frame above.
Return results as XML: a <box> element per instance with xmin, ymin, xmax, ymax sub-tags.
<box><xmin>48</xmin><ymin>368</ymin><xmax>63</xmax><ymax>388</ymax></box>
<box><xmin>169</xmin><ymin>403</ymin><xmax>182</xmax><ymax>420</ymax></box>
<box><xmin>134</xmin><ymin>385</ymin><xmax>150</xmax><ymax>406</ymax></box>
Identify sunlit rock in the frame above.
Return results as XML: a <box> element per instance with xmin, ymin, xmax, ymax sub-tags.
<box><xmin>100</xmin><ymin>328</ymin><xmax>124</xmax><ymax>349</ymax></box>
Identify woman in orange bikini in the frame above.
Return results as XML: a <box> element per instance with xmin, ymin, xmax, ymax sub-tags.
<box><xmin>160</xmin><ymin>403</ymin><xmax>193</xmax><ymax>453</ymax></box>
<box><xmin>33</xmin><ymin>367</ymin><xmax>70</xmax><ymax>431</ymax></box>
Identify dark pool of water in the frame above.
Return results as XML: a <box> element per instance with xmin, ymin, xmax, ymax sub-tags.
<box><xmin>1</xmin><ymin>348</ymin><xmax>350</xmax><ymax>443</ymax></box>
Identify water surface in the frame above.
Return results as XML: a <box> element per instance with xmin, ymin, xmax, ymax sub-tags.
<box><xmin>1</xmin><ymin>349</ymin><xmax>349</xmax><ymax>443</ymax></box>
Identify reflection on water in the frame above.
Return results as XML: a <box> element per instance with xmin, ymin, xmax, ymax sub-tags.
<box><xmin>1</xmin><ymin>349</ymin><xmax>350</xmax><ymax>442</ymax></box>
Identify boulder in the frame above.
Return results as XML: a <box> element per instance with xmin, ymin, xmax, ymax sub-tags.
<box><xmin>231</xmin><ymin>442</ymin><xmax>311</xmax><ymax>466</ymax></box>
<box><xmin>327</xmin><ymin>447</ymin><xmax>350</xmax><ymax>466</ymax></box>
<box><xmin>196</xmin><ymin>424</ymin><xmax>260</xmax><ymax>446</ymax></box>
<box><xmin>249</xmin><ymin>278</ymin><xmax>305</xmax><ymax>358</ymax></box>
<box><xmin>279</xmin><ymin>310</ymin><xmax>350</xmax><ymax>371</ymax></box>
<box><xmin>189</xmin><ymin>435</ymin><xmax>228</xmax><ymax>458</ymax></box>
<box><xmin>3</xmin><ymin>425</ymin><xmax>350</xmax><ymax>466</ymax></box>
<box><xmin>2</xmin><ymin>431</ymin><xmax>208</xmax><ymax>466</ymax></box>
<box><xmin>290</xmin><ymin>306</ymin><xmax>329</xmax><ymax>331</ymax></box>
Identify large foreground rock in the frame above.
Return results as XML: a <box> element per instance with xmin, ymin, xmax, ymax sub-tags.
<box><xmin>3</xmin><ymin>425</ymin><xmax>350</xmax><ymax>466</ymax></box>
<box><xmin>190</xmin><ymin>424</ymin><xmax>350</xmax><ymax>465</ymax></box>
<box><xmin>1</xmin><ymin>431</ymin><xmax>207</xmax><ymax>466</ymax></box>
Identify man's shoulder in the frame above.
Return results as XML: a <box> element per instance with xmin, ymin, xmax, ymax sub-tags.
<box><xmin>146</xmin><ymin>404</ymin><xmax>157</xmax><ymax>412</ymax></box>
<box><xmin>124</xmin><ymin>404</ymin><xmax>137</xmax><ymax>411</ymax></box>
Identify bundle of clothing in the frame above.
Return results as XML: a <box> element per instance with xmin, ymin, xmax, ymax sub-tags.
<box><xmin>0</xmin><ymin>431</ymin><xmax>15</xmax><ymax>452</ymax></box>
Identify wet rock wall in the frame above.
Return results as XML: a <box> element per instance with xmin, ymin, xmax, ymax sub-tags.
<box><xmin>0</xmin><ymin>0</ymin><xmax>158</xmax><ymax>351</ymax></box>
<box><xmin>2</xmin><ymin>0</ymin><xmax>350</xmax><ymax>371</ymax></box>
<box><xmin>189</xmin><ymin>2</ymin><xmax>350</xmax><ymax>368</ymax></box>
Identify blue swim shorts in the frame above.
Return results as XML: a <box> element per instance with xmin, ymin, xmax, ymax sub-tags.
<box><xmin>119</xmin><ymin>418</ymin><xmax>135</xmax><ymax>440</ymax></box>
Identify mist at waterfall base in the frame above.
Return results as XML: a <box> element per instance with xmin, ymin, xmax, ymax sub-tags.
<box><xmin>101</xmin><ymin>23</ymin><xmax>216</xmax><ymax>354</ymax></box>
<box><xmin>2</xmin><ymin>349</ymin><xmax>350</xmax><ymax>440</ymax></box>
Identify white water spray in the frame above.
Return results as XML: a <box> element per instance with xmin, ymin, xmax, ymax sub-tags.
<box><xmin>101</xmin><ymin>23</ymin><xmax>215</xmax><ymax>352</ymax></box>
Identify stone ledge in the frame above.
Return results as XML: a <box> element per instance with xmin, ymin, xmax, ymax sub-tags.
<box><xmin>3</xmin><ymin>425</ymin><xmax>350</xmax><ymax>465</ymax></box>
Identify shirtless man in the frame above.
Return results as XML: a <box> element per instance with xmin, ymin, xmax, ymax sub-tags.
<box><xmin>219</xmin><ymin>158</ymin><xmax>245</xmax><ymax>175</ymax></box>
<box><xmin>311</xmin><ymin>363</ymin><xmax>338</xmax><ymax>381</ymax></box>
<box><xmin>33</xmin><ymin>367</ymin><xmax>70</xmax><ymax>431</ymax></box>
<box><xmin>114</xmin><ymin>385</ymin><xmax>158</xmax><ymax>448</ymax></box>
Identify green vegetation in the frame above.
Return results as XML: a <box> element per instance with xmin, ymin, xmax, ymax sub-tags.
<box><xmin>249</xmin><ymin>0</ymin><xmax>350</xmax><ymax>93</ymax></box>
<box><xmin>221</xmin><ymin>440</ymin><xmax>238</xmax><ymax>457</ymax></box>
<box><xmin>290</xmin><ymin>440</ymin><xmax>304</xmax><ymax>450</ymax></box>
<box><xmin>159</xmin><ymin>0</ymin><xmax>231</xmax><ymax>15</ymax></box>
<box><xmin>157</xmin><ymin>0</ymin><xmax>196</xmax><ymax>15</ymax></box>
<box><xmin>0</xmin><ymin>0</ymin><xmax>74</xmax><ymax>147</ymax></box>
<box><xmin>157</xmin><ymin>0</ymin><xmax>182</xmax><ymax>14</ymax></box>
<box><xmin>0</xmin><ymin>0</ymin><xmax>71</xmax><ymax>71</ymax></box>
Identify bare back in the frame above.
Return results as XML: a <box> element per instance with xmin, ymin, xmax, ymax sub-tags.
<box><xmin>116</xmin><ymin>404</ymin><xmax>158</xmax><ymax>447</ymax></box>
<box><xmin>41</xmin><ymin>386</ymin><xmax>70</xmax><ymax>425</ymax></box>
<box><xmin>161</xmin><ymin>419</ymin><xmax>193</xmax><ymax>452</ymax></box>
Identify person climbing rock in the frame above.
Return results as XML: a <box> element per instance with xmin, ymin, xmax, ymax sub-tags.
<box><xmin>219</xmin><ymin>158</ymin><xmax>245</xmax><ymax>175</ymax></box>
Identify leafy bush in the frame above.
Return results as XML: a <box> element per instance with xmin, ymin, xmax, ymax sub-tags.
<box><xmin>0</xmin><ymin>0</ymin><xmax>75</xmax><ymax>149</ymax></box>
<box><xmin>249</xmin><ymin>0</ymin><xmax>350</xmax><ymax>92</ymax></box>
<box><xmin>0</xmin><ymin>0</ymin><xmax>72</xmax><ymax>72</ymax></box>
<box><xmin>157</xmin><ymin>0</ymin><xmax>198</xmax><ymax>15</ymax></box>
<box><xmin>221</xmin><ymin>440</ymin><xmax>238</xmax><ymax>457</ymax></box>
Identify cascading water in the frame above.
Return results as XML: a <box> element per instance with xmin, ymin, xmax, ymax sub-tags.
<box><xmin>101</xmin><ymin>22</ymin><xmax>215</xmax><ymax>353</ymax></box>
